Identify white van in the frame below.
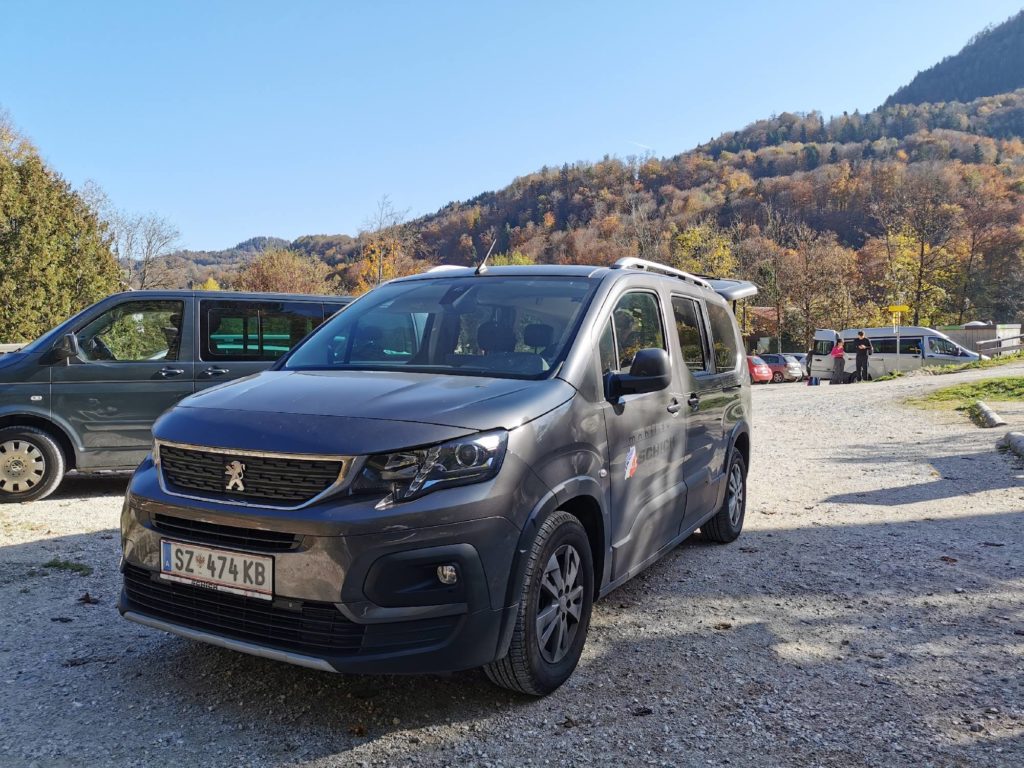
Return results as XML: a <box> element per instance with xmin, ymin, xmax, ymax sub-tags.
<box><xmin>808</xmin><ymin>326</ymin><xmax>982</xmax><ymax>381</ymax></box>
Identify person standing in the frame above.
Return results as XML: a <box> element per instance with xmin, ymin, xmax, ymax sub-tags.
<box><xmin>829</xmin><ymin>337</ymin><xmax>846</xmax><ymax>384</ymax></box>
<box><xmin>854</xmin><ymin>330</ymin><xmax>873</xmax><ymax>382</ymax></box>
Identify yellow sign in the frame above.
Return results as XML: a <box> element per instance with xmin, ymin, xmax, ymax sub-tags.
<box><xmin>888</xmin><ymin>304</ymin><xmax>910</xmax><ymax>313</ymax></box>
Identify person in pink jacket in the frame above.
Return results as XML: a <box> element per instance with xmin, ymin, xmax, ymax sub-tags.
<box><xmin>829</xmin><ymin>338</ymin><xmax>846</xmax><ymax>384</ymax></box>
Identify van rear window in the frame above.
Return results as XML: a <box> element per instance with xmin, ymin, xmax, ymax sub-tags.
<box><xmin>201</xmin><ymin>300</ymin><xmax>325</xmax><ymax>361</ymax></box>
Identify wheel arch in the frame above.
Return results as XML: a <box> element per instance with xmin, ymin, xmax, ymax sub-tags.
<box><xmin>0</xmin><ymin>413</ymin><xmax>78</xmax><ymax>470</ymax></box>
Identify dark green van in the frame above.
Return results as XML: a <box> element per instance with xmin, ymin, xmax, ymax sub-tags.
<box><xmin>0</xmin><ymin>290</ymin><xmax>350</xmax><ymax>502</ymax></box>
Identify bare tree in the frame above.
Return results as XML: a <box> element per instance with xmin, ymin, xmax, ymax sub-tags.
<box><xmin>113</xmin><ymin>212</ymin><xmax>180</xmax><ymax>289</ymax></box>
<box><xmin>354</xmin><ymin>195</ymin><xmax>418</xmax><ymax>291</ymax></box>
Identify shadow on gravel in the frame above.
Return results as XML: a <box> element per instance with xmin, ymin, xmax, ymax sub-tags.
<box><xmin>823</xmin><ymin>448</ymin><xmax>1021</xmax><ymax>506</ymax></box>
<box><xmin>48</xmin><ymin>472</ymin><xmax>131</xmax><ymax>501</ymax></box>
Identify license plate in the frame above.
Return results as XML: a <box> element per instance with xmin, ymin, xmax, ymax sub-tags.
<box><xmin>159</xmin><ymin>540</ymin><xmax>273</xmax><ymax>600</ymax></box>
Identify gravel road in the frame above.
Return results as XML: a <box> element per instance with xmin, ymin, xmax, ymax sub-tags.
<box><xmin>2</xmin><ymin>364</ymin><xmax>1022</xmax><ymax>767</ymax></box>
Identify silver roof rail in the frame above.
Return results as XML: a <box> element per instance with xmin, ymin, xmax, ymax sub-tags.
<box><xmin>611</xmin><ymin>257</ymin><xmax>713</xmax><ymax>289</ymax></box>
<box><xmin>426</xmin><ymin>264</ymin><xmax>469</xmax><ymax>273</ymax></box>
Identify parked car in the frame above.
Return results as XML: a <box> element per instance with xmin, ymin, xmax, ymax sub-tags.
<box><xmin>0</xmin><ymin>290</ymin><xmax>350</xmax><ymax>502</ymax></box>
<box><xmin>119</xmin><ymin>258</ymin><xmax>757</xmax><ymax>695</ymax></box>
<box><xmin>788</xmin><ymin>352</ymin><xmax>809</xmax><ymax>377</ymax></box>
<box><xmin>808</xmin><ymin>326</ymin><xmax>982</xmax><ymax>381</ymax></box>
<box><xmin>758</xmin><ymin>353</ymin><xmax>803</xmax><ymax>382</ymax></box>
<box><xmin>747</xmin><ymin>355</ymin><xmax>772</xmax><ymax>384</ymax></box>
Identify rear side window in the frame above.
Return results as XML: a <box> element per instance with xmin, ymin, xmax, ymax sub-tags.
<box><xmin>671</xmin><ymin>296</ymin><xmax>708</xmax><ymax>373</ymax></box>
<box><xmin>201</xmin><ymin>300</ymin><xmax>324</xmax><ymax>361</ymax></box>
<box><xmin>612</xmin><ymin>292</ymin><xmax>665</xmax><ymax>372</ymax></box>
<box><xmin>901</xmin><ymin>337</ymin><xmax>923</xmax><ymax>355</ymax></box>
<box><xmin>705</xmin><ymin>302</ymin><xmax>741</xmax><ymax>373</ymax></box>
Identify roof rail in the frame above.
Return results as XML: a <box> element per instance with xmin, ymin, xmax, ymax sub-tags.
<box><xmin>426</xmin><ymin>264</ymin><xmax>469</xmax><ymax>273</ymax></box>
<box><xmin>611</xmin><ymin>257</ymin><xmax>712</xmax><ymax>289</ymax></box>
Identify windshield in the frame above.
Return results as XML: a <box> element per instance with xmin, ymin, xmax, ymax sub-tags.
<box><xmin>282</xmin><ymin>275</ymin><xmax>599</xmax><ymax>379</ymax></box>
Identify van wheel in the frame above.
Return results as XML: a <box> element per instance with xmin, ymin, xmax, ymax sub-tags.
<box><xmin>0</xmin><ymin>426</ymin><xmax>65</xmax><ymax>503</ymax></box>
<box><xmin>702</xmin><ymin>451</ymin><xmax>746</xmax><ymax>543</ymax></box>
<box><xmin>484</xmin><ymin>510</ymin><xmax>594</xmax><ymax>696</ymax></box>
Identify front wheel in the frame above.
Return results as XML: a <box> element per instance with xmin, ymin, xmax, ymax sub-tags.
<box><xmin>484</xmin><ymin>510</ymin><xmax>594</xmax><ymax>696</ymax></box>
<box><xmin>701</xmin><ymin>450</ymin><xmax>747</xmax><ymax>543</ymax></box>
<box><xmin>0</xmin><ymin>426</ymin><xmax>66</xmax><ymax>503</ymax></box>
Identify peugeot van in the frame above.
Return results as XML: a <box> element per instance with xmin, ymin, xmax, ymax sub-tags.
<box><xmin>119</xmin><ymin>259</ymin><xmax>757</xmax><ymax>695</ymax></box>
<box><xmin>808</xmin><ymin>326</ymin><xmax>981</xmax><ymax>380</ymax></box>
<box><xmin>0</xmin><ymin>291</ymin><xmax>349</xmax><ymax>501</ymax></box>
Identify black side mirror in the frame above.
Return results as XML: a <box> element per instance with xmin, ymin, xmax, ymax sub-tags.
<box><xmin>607</xmin><ymin>348</ymin><xmax>672</xmax><ymax>400</ymax></box>
<box><xmin>52</xmin><ymin>333</ymin><xmax>81</xmax><ymax>362</ymax></box>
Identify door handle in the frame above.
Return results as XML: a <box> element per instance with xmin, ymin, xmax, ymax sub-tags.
<box><xmin>722</xmin><ymin>384</ymin><xmax>742</xmax><ymax>392</ymax></box>
<box><xmin>687</xmin><ymin>393</ymin><xmax>701</xmax><ymax>410</ymax></box>
<box><xmin>667</xmin><ymin>399</ymin><xmax>682</xmax><ymax>414</ymax></box>
<box><xmin>199</xmin><ymin>367</ymin><xmax>230</xmax><ymax>378</ymax></box>
<box><xmin>158</xmin><ymin>367</ymin><xmax>185</xmax><ymax>378</ymax></box>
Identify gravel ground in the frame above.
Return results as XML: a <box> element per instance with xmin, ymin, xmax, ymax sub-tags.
<box><xmin>2</xmin><ymin>364</ymin><xmax>1022</xmax><ymax>768</ymax></box>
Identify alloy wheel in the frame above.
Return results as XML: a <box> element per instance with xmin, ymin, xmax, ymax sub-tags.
<box><xmin>536</xmin><ymin>543</ymin><xmax>584</xmax><ymax>664</ymax></box>
<box><xmin>727</xmin><ymin>461</ymin><xmax>745</xmax><ymax>527</ymax></box>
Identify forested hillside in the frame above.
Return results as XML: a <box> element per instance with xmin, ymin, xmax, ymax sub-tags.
<box><xmin>885</xmin><ymin>11</ymin><xmax>1024</xmax><ymax>106</ymax></box>
<box><xmin>167</xmin><ymin>86</ymin><xmax>1024</xmax><ymax>348</ymax></box>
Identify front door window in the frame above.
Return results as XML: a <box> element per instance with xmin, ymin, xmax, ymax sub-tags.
<box><xmin>76</xmin><ymin>301</ymin><xmax>184</xmax><ymax>362</ymax></box>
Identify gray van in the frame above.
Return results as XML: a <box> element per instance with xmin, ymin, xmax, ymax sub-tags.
<box><xmin>0</xmin><ymin>290</ymin><xmax>350</xmax><ymax>502</ymax></box>
<box><xmin>119</xmin><ymin>259</ymin><xmax>756</xmax><ymax>695</ymax></box>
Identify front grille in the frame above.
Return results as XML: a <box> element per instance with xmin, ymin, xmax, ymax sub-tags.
<box><xmin>123</xmin><ymin>565</ymin><xmax>460</xmax><ymax>657</ymax></box>
<box><xmin>159</xmin><ymin>444</ymin><xmax>345</xmax><ymax>507</ymax></box>
<box><xmin>152</xmin><ymin>513</ymin><xmax>299</xmax><ymax>552</ymax></box>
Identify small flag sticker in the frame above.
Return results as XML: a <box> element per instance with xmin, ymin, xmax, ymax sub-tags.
<box><xmin>624</xmin><ymin>446</ymin><xmax>638</xmax><ymax>480</ymax></box>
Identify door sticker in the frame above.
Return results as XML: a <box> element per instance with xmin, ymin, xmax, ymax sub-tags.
<box><xmin>624</xmin><ymin>446</ymin><xmax>638</xmax><ymax>479</ymax></box>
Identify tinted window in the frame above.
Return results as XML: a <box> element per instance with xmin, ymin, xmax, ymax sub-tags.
<box><xmin>705</xmin><ymin>302</ymin><xmax>741</xmax><ymax>373</ymax></box>
<box><xmin>928</xmin><ymin>336</ymin><xmax>958</xmax><ymax>355</ymax></box>
<box><xmin>671</xmin><ymin>296</ymin><xmax>708</xmax><ymax>373</ymax></box>
<box><xmin>813</xmin><ymin>339</ymin><xmax>835</xmax><ymax>355</ymax></box>
<box><xmin>201</xmin><ymin>300</ymin><xmax>324</xmax><ymax>361</ymax></box>
<box><xmin>284</xmin><ymin>276</ymin><xmax>598</xmax><ymax>380</ymax></box>
<box><xmin>901</xmin><ymin>337</ymin><xmax>922</xmax><ymax>355</ymax></box>
<box><xmin>77</xmin><ymin>300</ymin><xmax>184</xmax><ymax>362</ymax></box>
<box><xmin>612</xmin><ymin>292</ymin><xmax>665</xmax><ymax>372</ymax></box>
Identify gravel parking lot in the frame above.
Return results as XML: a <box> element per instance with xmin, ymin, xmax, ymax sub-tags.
<box><xmin>2</xmin><ymin>364</ymin><xmax>1022</xmax><ymax>768</ymax></box>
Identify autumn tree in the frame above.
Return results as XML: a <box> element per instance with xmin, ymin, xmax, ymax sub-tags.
<box><xmin>232</xmin><ymin>248</ymin><xmax>336</xmax><ymax>294</ymax></box>
<box><xmin>350</xmin><ymin>196</ymin><xmax>421</xmax><ymax>294</ymax></box>
<box><xmin>669</xmin><ymin>220</ymin><xmax>737</xmax><ymax>277</ymax></box>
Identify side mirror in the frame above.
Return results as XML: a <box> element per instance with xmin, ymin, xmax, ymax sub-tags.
<box><xmin>52</xmin><ymin>333</ymin><xmax>81</xmax><ymax>362</ymax></box>
<box><xmin>607</xmin><ymin>348</ymin><xmax>672</xmax><ymax>400</ymax></box>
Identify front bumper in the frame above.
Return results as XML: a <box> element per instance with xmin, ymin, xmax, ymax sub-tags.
<box><xmin>119</xmin><ymin>459</ymin><xmax>533</xmax><ymax>674</ymax></box>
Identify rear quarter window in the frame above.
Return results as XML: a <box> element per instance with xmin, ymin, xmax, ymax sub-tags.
<box><xmin>704</xmin><ymin>301</ymin><xmax>741</xmax><ymax>373</ymax></box>
<box><xmin>201</xmin><ymin>300</ymin><xmax>325</xmax><ymax>361</ymax></box>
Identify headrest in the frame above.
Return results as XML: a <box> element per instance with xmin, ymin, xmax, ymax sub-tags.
<box><xmin>524</xmin><ymin>323</ymin><xmax>554</xmax><ymax>349</ymax></box>
<box><xmin>477</xmin><ymin>321</ymin><xmax>516</xmax><ymax>354</ymax></box>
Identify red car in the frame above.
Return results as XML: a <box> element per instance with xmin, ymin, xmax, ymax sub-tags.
<box><xmin>747</xmin><ymin>355</ymin><xmax>772</xmax><ymax>384</ymax></box>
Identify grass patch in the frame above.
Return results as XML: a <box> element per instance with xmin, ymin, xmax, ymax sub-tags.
<box><xmin>926</xmin><ymin>351</ymin><xmax>1024</xmax><ymax>376</ymax></box>
<box><xmin>42</xmin><ymin>558</ymin><xmax>93</xmax><ymax>576</ymax></box>
<box><xmin>916</xmin><ymin>376</ymin><xmax>1024</xmax><ymax>406</ymax></box>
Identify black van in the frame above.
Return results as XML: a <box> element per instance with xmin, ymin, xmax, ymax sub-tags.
<box><xmin>0</xmin><ymin>290</ymin><xmax>350</xmax><ymax>502</ymax></box>
<box><xmin>119</xmin><ymin>259</ymin><xmax>755</xmax><ymax>695</ymax></box>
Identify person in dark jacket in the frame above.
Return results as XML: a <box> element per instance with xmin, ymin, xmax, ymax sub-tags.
<box><xmin>854</xmin><ymin>330</ymin><xmax>873</xmax><ymax>381</ymax></box>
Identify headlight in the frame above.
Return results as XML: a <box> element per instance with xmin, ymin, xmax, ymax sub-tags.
<box><xmin>353</xmin><ymin>430</ymin><xmax>508</xmax><ymax>502</ymax></box>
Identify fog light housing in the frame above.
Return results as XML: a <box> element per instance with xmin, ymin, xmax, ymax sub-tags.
<box><xmin>436</xmin><ymin>564</ymin><xmax>458</xmax><ymax>585</ymax></box>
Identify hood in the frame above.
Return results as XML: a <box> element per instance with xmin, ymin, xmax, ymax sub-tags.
<box><xmin>170</xmin><ymin>368</ymin><xmax>576</xmax><ymax>437</ymax></box>
<box><xmin>0</xmin><ymin>351</ymin><xmax>26</xmax><ymax>370</ymax></box>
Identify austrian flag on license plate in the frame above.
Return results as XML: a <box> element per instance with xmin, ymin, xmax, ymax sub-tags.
<box><xmin>160</xmin><ymin>540</ymin><xmax>273</xmax><ymax>600</ymax></box>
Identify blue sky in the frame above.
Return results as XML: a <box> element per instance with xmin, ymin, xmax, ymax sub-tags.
<box><xmin>2</xmin><ymin>1</ymin><xmax>1022</xmax><ymax>249</ymax></box>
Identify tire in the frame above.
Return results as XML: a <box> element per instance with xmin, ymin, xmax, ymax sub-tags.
<box><xmin>0</xmin><ymin>426</ymin><xmax>66</xmax><ymax>503</ymax></box>
<box><xmin>484</xmin><ymin>510</ymin><xmax>594</xmax><ymax>696</ymax></box>
<box><xmin>701</xmin><ymin>450</ymin><xmax>747</xmax><ymax>543</ymax></box>
<box><xmin>772</xmin><ymin>371</ymin><xmax>784</xmax><ymax>383</ymax></box>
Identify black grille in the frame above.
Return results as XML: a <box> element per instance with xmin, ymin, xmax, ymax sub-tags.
<box><xmin>152</xmin><ymin>513</ymin><xmax>299</xmax><ymax>552</ymax></box>
<box><xmin>159</xmin><ymin>444</ymin><xmax>344</xmax><ymax>506</ymax></box>
<box><xmin>123</xmin><ymin>565</ymin><xmax>459</xmax><ymax>657</ymax></box>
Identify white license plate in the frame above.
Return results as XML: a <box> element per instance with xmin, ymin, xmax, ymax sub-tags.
<box><xmin>160</xmin><ymin>540</ymin><xmax>273</xmax><ymax>600</ymax></box>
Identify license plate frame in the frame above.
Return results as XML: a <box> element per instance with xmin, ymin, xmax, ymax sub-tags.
<box><xmin>159</xmin><ymin>539</ymin><xmax>274</xmax><ymax>600</ymax></box>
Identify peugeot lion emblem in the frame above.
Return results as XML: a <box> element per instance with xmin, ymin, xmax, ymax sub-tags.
<box><xmin>224</xmin><ymin>460</ymin><xmax>246</xmax><ymax>492</ymax></box>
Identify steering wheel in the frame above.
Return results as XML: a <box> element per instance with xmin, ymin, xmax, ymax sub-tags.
<box><xmin>87</xmin><ymin>335</ymin><xmax>116</xmax><ymax>361</ymax></box>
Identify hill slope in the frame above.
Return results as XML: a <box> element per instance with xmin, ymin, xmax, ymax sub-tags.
<box><xmin>885</xmin><ymin>11</ymin><xmax>1024</xmax><ymax>106</ymax></box>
